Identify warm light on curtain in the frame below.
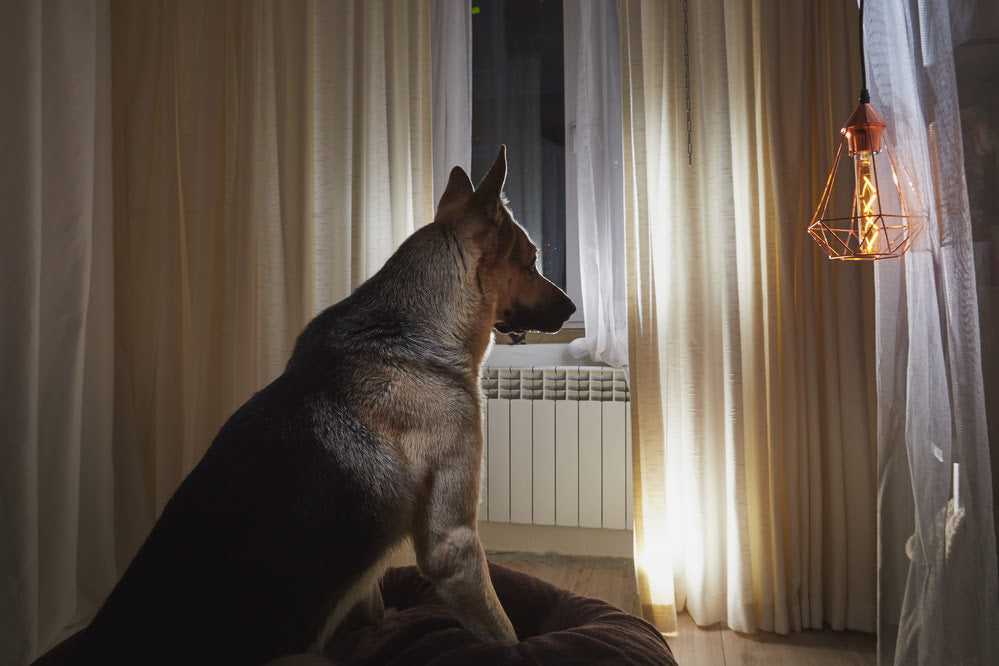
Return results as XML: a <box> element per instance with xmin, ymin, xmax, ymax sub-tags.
<box><xmin>621</xmin><ymin>0</ymin><xmax>877</xmax><ymax>635</ymax></box>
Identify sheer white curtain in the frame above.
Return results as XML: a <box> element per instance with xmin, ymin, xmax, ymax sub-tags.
<box><xmin>621</xmin><ymin>0</ymin><xmax>877</xmax><ymax>635</ymax></box>
<box><xmin>566</xmin><ymin>0</ymin><xmax>628</xmax><ymax>368</ymax></box>
<box><xmin>0</xmin><ymin>2</ymin><xmax>117</xmax><ymax>664</ymax></box>
<box><xmin>865</xmin><ymin>1</ymin><xmax>999</xmax><ymax>663</ymax></box>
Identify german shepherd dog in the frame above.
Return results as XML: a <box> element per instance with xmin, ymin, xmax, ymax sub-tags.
<box><xmin>72</xmin><ymin>147</ymin><xmax>575</xmax><ymax>665</ymax></box>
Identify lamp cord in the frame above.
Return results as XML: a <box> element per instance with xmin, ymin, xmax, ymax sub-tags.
<box><xmin>683</xmin><ymin>0</ymin><xmax>691</xmax><ymax>166</ymax></box>
<box><xmin>859</xmin><ymin>0</ymin><xmax>870</xmax><ymax>103</ymax></box>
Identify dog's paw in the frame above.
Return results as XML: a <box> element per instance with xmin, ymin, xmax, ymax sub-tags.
<box><xmin>506</xmin><ymin>331</ymin><xmax>527</xmax><ymax>344</ymax></box>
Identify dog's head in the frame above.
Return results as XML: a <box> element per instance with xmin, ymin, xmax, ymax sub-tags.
<box><xmin>436</xmin><ymin>146</ymin><xmax>576</xmax><ymax>336</ymax></box>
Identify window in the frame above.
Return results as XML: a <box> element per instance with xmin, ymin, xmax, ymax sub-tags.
<box><xmin>471</xmin><ymin>0</ymin><xmax>583</xmax><ymax>327</ymax></box>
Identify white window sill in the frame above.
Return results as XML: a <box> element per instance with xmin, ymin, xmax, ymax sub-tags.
<box><xmin>484</xmin><ymin>341</ymin><xmax>601</xmax><ymax>368</ymax></box>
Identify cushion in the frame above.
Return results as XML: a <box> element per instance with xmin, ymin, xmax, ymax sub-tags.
<box><xmin>327</xmin><ymin>563</ymin><xmax>676</xmax><ymax>665</ymax></box>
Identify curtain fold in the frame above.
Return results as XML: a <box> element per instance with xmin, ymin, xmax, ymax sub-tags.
<box><xmin>621</xmin><ymin>0</ymin><xmax>876</xmax><ymax>635</ymax></box>
<box><xmin>865</xmin><ymin>1</ymin><xmax>999</xmax><ymax>663</ymax></box>
<box><xmin>0</xmin><ymin>2</ymin><xmax>117</xmax><ymax>664</ymax></box>
<box><xmin>5</xmin><ymin>2</ymin><xmax>431</xmax><ymax>662</ymax></box>
<box><xmin>109</xmin><ymin>1</ymin><xmax>432</xmax><ymax>564</ymax></box>
<box><xmin>566</xmin><ymin>0</ymin><xmax>629</xmax><ymax>368</ymax></box>
<box><xmin>430</xmin><ymin>0</ymin><xmax>472</xmax><ymax>205</ymax></box>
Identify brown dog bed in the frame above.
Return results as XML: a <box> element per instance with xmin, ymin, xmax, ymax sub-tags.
<box><xmin>34</xmin><ymin>563</ymin><xmax>675</xmax><ymax>665</ymax></box>
<box><xmin>325</xmin><ymin>563</ymin><xmax>675</xmax><ymax>665</ymax></box>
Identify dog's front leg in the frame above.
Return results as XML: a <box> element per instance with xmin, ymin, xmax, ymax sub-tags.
<box><xmin>413</xmin><ymin>466</ymin><xmax>517</xmax><ymax>644</ymax></box>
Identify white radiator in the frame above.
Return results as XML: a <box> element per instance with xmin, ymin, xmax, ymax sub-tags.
<box><xmin>479</xmin><ymin>366</ymin><xmax>633</xmax><ymax>531</ymax></box>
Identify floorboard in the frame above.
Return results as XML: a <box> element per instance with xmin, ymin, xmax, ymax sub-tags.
<box><xmin>487</xmin><ymin>551</ymin><xmax>877</xmax><ymax>666</ymax></box>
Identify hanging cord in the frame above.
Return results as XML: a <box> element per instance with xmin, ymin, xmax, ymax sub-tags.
<box><xmin>684</xmin><ymin>0</ymin><xmax>692</xmax><ymax>166</ymax></box>
<box><xmin>859</xmin><ymin>0</ymin><xmax>870</xmax><ymax>103</ymax></box>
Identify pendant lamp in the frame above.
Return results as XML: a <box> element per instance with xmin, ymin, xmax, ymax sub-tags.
<box><xmin>807</xmin><ymin>0</ymin><xmax>916</xmax><ymax>260</ymax></box>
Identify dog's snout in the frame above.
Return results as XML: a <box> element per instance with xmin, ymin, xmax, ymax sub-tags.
<box><xmin>556</xmin><ymin>289</ymin><xmax>576</xmax><ymax>321</ymax></box>
<box><xmin>543</xmin><ymin>292</ymin><xmax>576</xmax><ymax>332</ymax></box>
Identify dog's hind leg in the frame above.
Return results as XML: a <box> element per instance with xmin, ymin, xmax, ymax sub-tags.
<box><xmin>337</xmin><ymin>582</ymin><xmax>385</xmax><ymax>634</ymax></box>
<box><xmin>310</xmin><ymin>557</ymin><xmax>391</xmax><ymax>652</ymax></box>
<box><xmin>304</xmin><ymin>582</ymin><xmax>385</xmax><ymax>658</ymax></box>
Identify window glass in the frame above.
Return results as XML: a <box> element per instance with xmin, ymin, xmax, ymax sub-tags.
<box><xmin>471</xmin><ymin>0</ymin><xmax>566</xmax><ymax>289</ymax></box>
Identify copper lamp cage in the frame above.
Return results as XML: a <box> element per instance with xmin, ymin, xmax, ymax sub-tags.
<box><xmin>807</xmin><ymin>101</ymin><xmax>917</xmax><ymax>260</ymax></box>
<box><xmin>807</xmin><ymin>0</ymin><xmax>917</xmax><ymax>260</ymax></box>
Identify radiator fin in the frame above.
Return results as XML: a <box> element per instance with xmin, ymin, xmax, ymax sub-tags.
<box><xmin>480</xmin><ymin>366</ymin><xmax>632</xmax><ymax>531</ymax></box>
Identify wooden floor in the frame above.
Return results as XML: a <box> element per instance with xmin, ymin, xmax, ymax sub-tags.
<box><xmin>487</xmin><ymin>552</ymin><xmax>877</xmax><ymax>666</ymax></box>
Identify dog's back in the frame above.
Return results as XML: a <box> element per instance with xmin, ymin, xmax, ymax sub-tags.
<box><xmin>77</xmin><ymin>325</ymin><xmax>419</xmax><ymax>663</ymax></box>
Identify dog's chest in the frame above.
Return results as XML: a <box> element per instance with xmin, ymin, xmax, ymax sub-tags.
<box><xmin>367</xmin><ymin>369</ymin><xmax>481</xmax><ymax>465</ymax></box>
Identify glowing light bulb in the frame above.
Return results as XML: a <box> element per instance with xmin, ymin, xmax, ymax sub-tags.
<box><xmin>854</xmin><ymin>151</ymin><xmax>881</xmax><ymax>254</ymax></box>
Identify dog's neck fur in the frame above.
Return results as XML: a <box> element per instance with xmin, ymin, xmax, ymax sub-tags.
<box><xmin>289</xmin><ymin>217</ymin><xmax>498</xmax><ymax>384</ymax></box>
<box><xmin>368</xmin><ymin>218</ymin><xmax>498</xmax><ymax>367</ymax></box>
<box><xmin>292</xmin><ymin>153</ymin><xmax>512</xmax><ymax>382</ymax></box>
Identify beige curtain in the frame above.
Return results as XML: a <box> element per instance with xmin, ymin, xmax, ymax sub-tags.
<box><xmin>0</xmin><ymin>2</ymin><xmax>117</xmax><ymax>663</ymax></box>
<box><xmin>2</xmin><ymin>2</ymin><xmax>429</xmax><ymax>662</ymax></box>
<box><xmin>622</xmin><ymin>0</ymin><xmax>877</xmax><ymax>634</ymax></box>
<box><xmin>109</xmin><ymin>0</ymin><xmax>432</xmax><ymax>563</ymax></box>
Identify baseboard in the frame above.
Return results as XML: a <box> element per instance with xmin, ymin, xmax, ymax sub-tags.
<box><xmin>477</xmin><ymin>521</ymin><xmax>633</xmax><ymax>559</ymax></box>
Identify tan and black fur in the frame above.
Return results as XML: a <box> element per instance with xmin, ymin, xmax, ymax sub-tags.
<box><xmin>72</xmin><ymin>147</ymin><xmax>575</xmax><ymax>665</ymax></box>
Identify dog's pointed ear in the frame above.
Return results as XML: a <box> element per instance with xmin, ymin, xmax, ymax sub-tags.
<box><xmin>469</xmin><ymin>145</ymin><xmax>507</xmax><ymax>221</ymax></box>
<box><xmin>437</xmin><ymin>166</ymin><xmax>474</xmax><ymax>212</ymax></box>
